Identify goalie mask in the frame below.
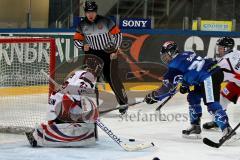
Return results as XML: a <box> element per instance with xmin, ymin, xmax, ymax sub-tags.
<box><xmin>215</xmin><ymin>37</ymin><xmax>234</xmax><ymax>59</ymax></box>
<box><xmin>160</xmin><ymin>41</ymin><xmax>179</xmax><ymax>65</ymax></box>
<box><xmin>83</xmin><ymin>56</ymin><xmax>104</xmax><ymax>77</ymax></box>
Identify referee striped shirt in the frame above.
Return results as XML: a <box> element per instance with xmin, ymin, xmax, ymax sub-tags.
<box><xmin>74</xmin><ymin>15</ymin><xmax>122</xmax><ymax>51</ymax></box>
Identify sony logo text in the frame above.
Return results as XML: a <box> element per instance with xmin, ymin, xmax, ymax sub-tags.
<box><xmin>122</xmin><ymin>20</ymin><xmax>148</xmax><ymax>28</ymax></box>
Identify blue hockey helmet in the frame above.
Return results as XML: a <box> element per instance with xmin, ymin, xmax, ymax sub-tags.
<box><xmin>160</xmin><ymin>41</ymin><xmax>179</xmax><ymax>64</ymax></box>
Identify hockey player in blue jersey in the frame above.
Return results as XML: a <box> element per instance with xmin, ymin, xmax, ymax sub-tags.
<box><xmin>144</xmin><ymin>41</ymin><xmax>233</xmax><ymax>139</ymax></box>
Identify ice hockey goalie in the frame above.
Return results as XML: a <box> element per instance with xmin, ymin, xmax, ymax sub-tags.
<box><xmin>26</xmin><ymin>55</ymin><xmax>104</xmax><ymax>147</ymax></box>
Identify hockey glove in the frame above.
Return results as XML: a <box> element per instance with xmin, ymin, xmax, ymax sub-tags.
<box><xmin>179</xmin><ymin>85</ymin><xmax>189</xmax><ymax>94</ymax></box>
<box><xmin>145</xmin><ymin>91</ymin><xmax>158</xmax><ymax>104</ymax></box>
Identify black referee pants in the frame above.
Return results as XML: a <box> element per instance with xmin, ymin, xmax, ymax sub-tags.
<box><xmin>85</xmin><ymin>49</ymin><xmax>128</xmax><ymax>105</ymax></box>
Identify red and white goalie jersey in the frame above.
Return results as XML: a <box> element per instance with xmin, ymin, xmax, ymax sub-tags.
<box><xmin>63</xmin><ymin>70</ymin><xmax>96</xmax><ymax>100</ymax></box>
<box><xmin>47</xmin><ymin>70</ymin><xmax>98</xmax><ymax>124</ymax></box>
<box><xmin>218</xmin><ymin>49</ymin><xmax>240</xmax><ymax>104</ymax></box>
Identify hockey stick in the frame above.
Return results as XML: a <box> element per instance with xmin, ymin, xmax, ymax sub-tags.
<box><xmin>203</xmin><ymin>122</ymin><xmax>240</xmax><ymax>148</ymax></box>
<box><xmin>155</xmin><ymin>95</ymin><xmax>173</xmax><ymax>111</ymax></box>
<box><xmin>96</xmin><ymin>118</ymin><xmax>154</xmax><ymax>151</ymax></box>
<box><xmin>100</xmin><ymin>100</ymin><xmax>145</xmax><ymax>114</ymax></box>
<box><xmin>40</xmin><ymin>69</ymin><xmax>62</xmax><ymax>91</ymax></box>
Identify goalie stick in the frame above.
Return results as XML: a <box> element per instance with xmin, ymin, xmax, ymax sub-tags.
<box><xmin>40</xmin><ymin>69</ymin><xmax>61</xmax><ymax>91</ymax></box>
<box><xmin>203</xmin><ymin>122</ymin><xmax>240</xmax><ymax>148</ymax></box>
<box><xmin>41</xmin><ymin>70</ymin><xmax>154</xmax><ymax>151</ymax></box>
<box><xmin>96</xmin><ymin>118</ymin><xmax>154</xmax><ymax>151</ymax></box>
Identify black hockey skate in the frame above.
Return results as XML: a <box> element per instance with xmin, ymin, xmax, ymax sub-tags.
<box><xmin>25</xmin><ymin>130</ymin><xmax>37</xmax><ymax>147</ymax></box>
<box><xmin>202</xmin><ymin>121</ymin><xmax>218</xmax><ymax>130</ymax></box>
<box><xmin>182</xmin><ymin>125</ymin><xmax>202</xmax><ymax>139</ymax></box>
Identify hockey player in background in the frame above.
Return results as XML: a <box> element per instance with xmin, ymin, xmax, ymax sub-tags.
<box><xmin>144</xmin><ymin>41</ymin><xmax>233</xmax><ymax>139</ymax></box>
<box><xmin>203</xmin><ymin>37</ymin><xmax>240</xmax><ymax>130</ymax></box>
<box><xmin>25</xmin><ymin>55</ymin><xmax>103</xmax><ymax>147</ymax></box>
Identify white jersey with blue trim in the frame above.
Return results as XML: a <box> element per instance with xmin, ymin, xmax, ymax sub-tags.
<box><xmin>164</xmin><ymin>51</ymin><xmax>217</xmax><ymax>86</ymax></box>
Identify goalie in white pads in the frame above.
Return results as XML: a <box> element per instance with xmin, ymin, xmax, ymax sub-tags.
<box><xmin>26</xmin><ymin>55</ymin><xmax>104</xmax><ymax>147</ymax></box>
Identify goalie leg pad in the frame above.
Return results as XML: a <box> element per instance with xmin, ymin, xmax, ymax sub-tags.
<box><xmin>32</xmin><ymin>123</ymin><xmax>96</xmax><ymax>147</ymax></box>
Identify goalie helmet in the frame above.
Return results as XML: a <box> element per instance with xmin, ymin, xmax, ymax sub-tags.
<box><xmin>160</xmin><ymin>41</ymin><xmax>179</xmax><ymax>64</ymax></box>
<box><xmin>84</xmin><ymin>1</ymin><xmax>98</xmax><ymax>12</ymax></box>
<box><xmin>216</xmin><ymin>37</ymin><xmax>234</xmax><ymax>58</ymax></box>
<box><xmin>83</xmin><ymin>55</ymin><xmax>104</xmax><ymax>77</ymax></box>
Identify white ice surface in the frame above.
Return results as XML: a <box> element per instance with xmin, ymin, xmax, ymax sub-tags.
<box><xmin>0</xmin><ymin>94</ymin><xmax>240</xmax><ymax>160</ymax></box>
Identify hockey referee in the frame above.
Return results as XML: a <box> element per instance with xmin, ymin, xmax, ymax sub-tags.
<box><xmin>73</xmin><ymin>1</ymin><xmax>128</xmax><ymax>114</ymax></box>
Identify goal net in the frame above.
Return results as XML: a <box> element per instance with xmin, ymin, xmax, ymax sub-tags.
<box><xmin>0</xmin><ymin>37</ymin><xmax>56</xmax><ymax>134</ymax></box>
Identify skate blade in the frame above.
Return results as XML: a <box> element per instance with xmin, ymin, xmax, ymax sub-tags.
<box><xmin>182</xmin><ymin>134</ymin><xmax>202</xmax><ymax>139</ymax></box>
